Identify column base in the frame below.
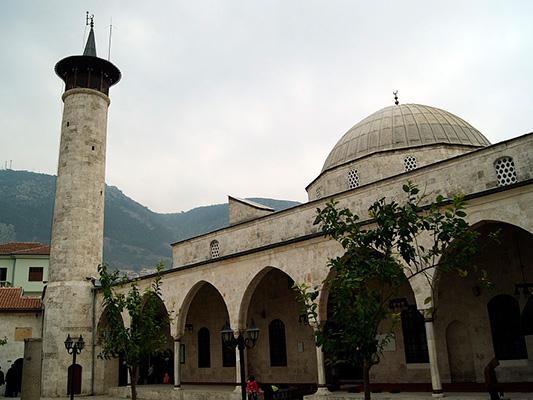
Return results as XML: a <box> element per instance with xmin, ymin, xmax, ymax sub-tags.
<box><xmin>173</xmin><ymin>385</ymin><xmax>182</xmax><ymax>390</ymax></box>
<box><xmin>303</xmin><ymin>386</ymin><xmax>332</xmax><ymax>399</ymax></box>
<box><xmin>432</xmin><ymin>390</ymin><xmax>445</xmax><ymax>398</ymax></box>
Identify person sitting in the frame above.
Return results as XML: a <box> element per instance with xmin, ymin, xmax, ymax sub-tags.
<box><xmin>246</xmin><ymin>375</ymin><xmax>260</xmax><ymax>400</ymax></box>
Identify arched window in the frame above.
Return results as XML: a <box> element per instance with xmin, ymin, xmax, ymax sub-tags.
<box><xmin>269</xmin><ymin>319</ymin><xmax>287</xmax><ymax>366</ymax></box>
<box><xmin>210</xmin><ymin>240</ymin><xmax>220</xmax><ymax>259</ymax></box>
<box><xmin>401</xmin><ymin>305</ymin><xmax>429</xmax><ymax>363</ymax></box>
<box><xmin>198</xmin><ymin>327</ymin><xmax>211</xmax><ymax>368</ymax></box>
<box><xmin>488</xmin><ymin>295</ymin><xmax>527</xmax><ymax>360</ymax></box>
<box><xmin>222</xmin><ymin>338</ymin><xmax>236</xmax><ymax>367</ymax></box>
<box><xmin>403</xmin><ymin>155</ymin><xmax>417</xmax><ymax>172</ymax></box>
<box><xmin>521</xmin><ymin>296</ymin><xmax>533</xmax><ymax>336</ymax></box>
<box><xmin>494</xmin><ymin>156</ymin><xmax>518</xmax><ymax>187</ymax></box>
<box><xmin>347</xmin><ymin>169</ymin><xmax>359</xmax><ymax>189</ymax></box>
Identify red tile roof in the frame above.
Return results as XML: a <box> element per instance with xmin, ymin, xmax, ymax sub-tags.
<box><xmin>0</xmin><ymin>288</ymin><xmax>42</xmax><ymax>312</ymax></box>
<box><xmin>0</xmin><ymin>242</ymin><xmax>50</xmax><ymax>256</ymax></box>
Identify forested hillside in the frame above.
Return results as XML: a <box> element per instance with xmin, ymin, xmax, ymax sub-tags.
<box><xmin>0</xmin><ymin>170</ymin><xmax>299</xmax><ymax>272</ymax></box>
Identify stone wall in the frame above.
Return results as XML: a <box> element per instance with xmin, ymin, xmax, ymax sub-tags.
<box><xmin>172</xmin><ymin>134</ymin><xmax>533</xmax><ymax>268</ymax></box>
<box><xmin>0</xmin><ymin>312</ymin><xmax>42</xmax><ymax>373</ymax></box>
<box><xmin>307</xmin><ymin>144</ymin><xmax>475</xmax><ymax>201</ymax></box>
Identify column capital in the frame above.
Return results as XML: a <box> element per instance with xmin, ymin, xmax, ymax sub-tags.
<box><xmin>420</xmin><ymin>308</ymin><xmax>434</xmax><ymax>322</ymax></box>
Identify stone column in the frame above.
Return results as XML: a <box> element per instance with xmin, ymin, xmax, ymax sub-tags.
<box><xmin>174</xmin><ymin>338</ymin><xmax>181</xmax><ymax>389</ymax></box>
<box><xmin>234</xmin><ymin>346</ymin><xmax>242</xmax><ymax>392</ymax></box>
<box><xmin>423</xmin><ymin>310</ymin><xmax>443</xmax><ymax>397</ymax></box>
<box><xmin>315</xmin><ymin>345</ymin><xmax>330</xmax><ymax>394</ymax></box>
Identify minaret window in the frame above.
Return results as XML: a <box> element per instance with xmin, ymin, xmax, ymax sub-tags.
<box><xmin>494</xmin><ymin>156</ymin><xmax>517</xmax><ymax>186</ymax></box>
<box><xmin>404</xmin><ymin>155</ymin><xmax>417</xmax><ymax>172</ymax></box>
<box><xmin>347</xmin><ymin>169</ymin><xmax>359</xmax><ymax>189</ymax></box>
<box><xmin>210</xmin><ymin>240</ymin><xmax>220</xmax><ymax>259</ymax></box>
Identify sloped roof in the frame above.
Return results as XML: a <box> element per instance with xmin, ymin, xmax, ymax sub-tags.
<box><xmin>0</xmin><ymin>288</ymin><xmax>42</xmax><ymax>312</ymax></box>
<box><xmin>0</xmin><ymin>242</ymin><xmax>50</xmax><ymax>256</ymax></box>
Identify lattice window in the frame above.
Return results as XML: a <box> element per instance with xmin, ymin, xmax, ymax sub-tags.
<box><xmin>404</xmin><ymin>155</ymin><xmax>417</xmax><ymax>172</ymax></box>
<box><xmin>315</xmin><ymin>186</ymin><xmax>322</xmax><ymax>199</ymax></box>
<box><xmin>210</xmin><ymin>240</ymin><xmax>220</xmax><ymax>259</ymax></box>
<box><xmin>347</xmin><ymin>169</ymin><xmax>359</xmax><ymax>189</ymax></box>
<box><xmin>494</xmin><ymin>157</ymin><xmax>518</xmax><ymax>187</ymax></box>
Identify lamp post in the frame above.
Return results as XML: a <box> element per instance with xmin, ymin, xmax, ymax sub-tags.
<box><xmin>221</xmin><ymin>321</ymin><xmax>259</xmax><ymax>400</ymax></box>
<box><xmin>64</xmin><ymin>334</ymin><xmax>85</xmax><ymax>400</ymax></box>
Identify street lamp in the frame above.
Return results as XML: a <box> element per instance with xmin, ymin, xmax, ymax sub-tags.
<box><xmin>64</xmin><ymin>334</ymin><xmax>85</xmax><ymax>400</ymax></box>
<box><xmin>221</xmin><ymin>320</ymin><xmax>259</xmax><ymax>400</ymax></box>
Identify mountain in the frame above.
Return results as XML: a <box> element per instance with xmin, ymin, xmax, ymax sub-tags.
<box><xmin>0</xmin><ymin>170</ymin><xmax>300</xmax><ymax>272</ymax></box>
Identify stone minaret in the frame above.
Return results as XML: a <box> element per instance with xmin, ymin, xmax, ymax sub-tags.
<box><xmin>41</xmin><ymin>21</ymin><xmax>120</xmax><ymax>396</ymax></box>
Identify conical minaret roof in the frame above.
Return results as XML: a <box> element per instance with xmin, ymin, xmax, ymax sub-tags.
<box><xmin>55</xmin><ymin>19</ymin><xmax>121</xmax><ymax>95</ymax></box>
<box><xmin>83</xmin><ymin>27</ymin><xmax>97</xmax><ymax>57</ymax></box>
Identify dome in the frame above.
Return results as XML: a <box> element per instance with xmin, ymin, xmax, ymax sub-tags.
<box><xmin>322</xmin><ymin>104</ymin><xmax>490</xmax><ymax>173</ymax></box>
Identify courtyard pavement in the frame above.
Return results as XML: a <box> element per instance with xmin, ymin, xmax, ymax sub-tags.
<box><xmin>0</xmin><ymin>385</ymin><xmax>532</xmax><ymax>400</ymax></box>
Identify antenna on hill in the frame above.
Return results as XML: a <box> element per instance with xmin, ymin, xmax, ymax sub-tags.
<box><xmin>107</xmin><ymin>17</ymin><xmax>114</xmax><ymax>61</ymax></box>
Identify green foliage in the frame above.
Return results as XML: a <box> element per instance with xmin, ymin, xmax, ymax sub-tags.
<box><xmin>98</xmin><ymin>261</ymin><xmax>170</xmax><ymax>400</ymax></box>
<box><xmin>295</xmin><ymin>182</ymin><xmax>479</xmax><ymax>400</ymax></box>
<box><xmin>0</xmin><ymin>336</ymin><xmax>7</xmax><ymax>346</ymax></box>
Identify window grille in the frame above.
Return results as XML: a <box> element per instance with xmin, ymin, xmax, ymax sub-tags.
<box><xmin>494</xmin><ymin>157</ymin><xmax>518</xmax><ymax>187</ymax></box>
<box><xmin>401</xmin><ymin>305</ymin><xmax>429</xmax><ymax>363</ymax></box>
<box><xmin>210</xmin><ymin>240</ymin><xmax>220</xmax><ymax>259</ymax></box>
<box><xmin>198</xmin><ymin>327</ymin><xmax>211</xmax><ymax>368</ymax></box>
<box><xmin>404</xmin><ymin>155</ymin><xmax>417</xmax><ymax>172</ymax></box>
<box><xmin>269</xmin><ymin>319</ymin><xmax>287</xmax><ymax>366</ymax></box>
<box><xmin>347</xmin><ymin>169</ymin><xmax>359</xmax><ymax>189</ymax></box>
<box><xmin>315</xmin><ymin>186</ymin><xmax>322</xmax><ymax>199</ymax></box>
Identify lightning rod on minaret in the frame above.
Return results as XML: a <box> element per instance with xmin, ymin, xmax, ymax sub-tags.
<box><xmin>108</xmin><ymin>17</ymin><xmax>113</xmax><ymax>61</ymax></box>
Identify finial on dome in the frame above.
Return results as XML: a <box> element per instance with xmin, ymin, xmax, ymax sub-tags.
<box><xmin>393</xmin><ymin>90</ymin><xmax>399</xmax><ymax>106</ymax></box>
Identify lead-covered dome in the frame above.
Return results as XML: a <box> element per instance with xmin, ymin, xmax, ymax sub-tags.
<box><xmin>322</xmin><ymin>104</ymin><xmax>490</xmax><ymax>172</ymax></box>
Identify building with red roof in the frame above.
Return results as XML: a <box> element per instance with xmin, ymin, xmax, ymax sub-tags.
<box><xmin>0</xmin><ymin>242</ymin><xmax>49</xmax><ymax>297</ymax></box>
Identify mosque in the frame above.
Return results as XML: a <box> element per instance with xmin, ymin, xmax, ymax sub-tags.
<box><xmin>8</xmin><ymin>21</ymin><xmax>533</xmax><ymax>399</ymax></box>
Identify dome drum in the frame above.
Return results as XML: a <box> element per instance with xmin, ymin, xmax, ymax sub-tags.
<box><xmin>308</xmin><ymin>104</ymin><xmax>491</xmax><ymax>201</ymax></box>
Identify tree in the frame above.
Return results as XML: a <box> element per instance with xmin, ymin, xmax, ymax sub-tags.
<box><xmin>98</xmin><ymin>262</ymin><xmax>170</xmax><ymax>400</ymax></box>
<box><xmin>295</xmin><ymin>183</ymin><xmax>481</xmax><ymax>400</ymax></box>
<box><xmin>0</xmin><ymin>336</ymin><xmax>7</xmax><ymax>346</ymax></box>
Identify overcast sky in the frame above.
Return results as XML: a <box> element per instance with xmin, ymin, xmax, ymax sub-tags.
<box><xmin>1</xmin><ymin>1</ymin><xmax>532</xmax><ymax>212</ymax></box>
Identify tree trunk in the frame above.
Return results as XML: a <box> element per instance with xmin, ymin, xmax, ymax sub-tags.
<box><xmin>129</xmin><ymin>366</ymin><xmax>138</xmax><ymax>400</ymax></box>
<box><xmin>363</xmin><ymin>359</ymin><xmax>371</xmax><ymax>400</ymax></box>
